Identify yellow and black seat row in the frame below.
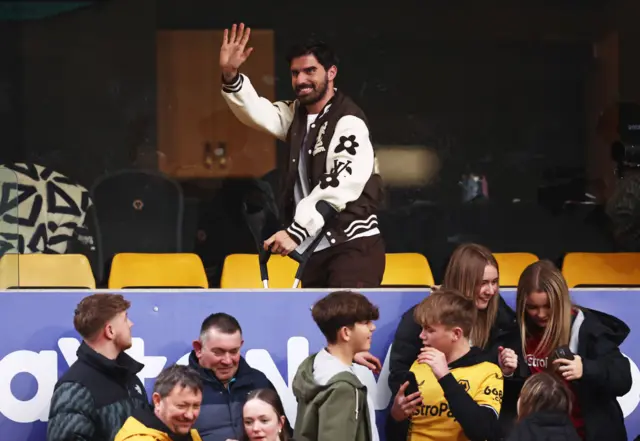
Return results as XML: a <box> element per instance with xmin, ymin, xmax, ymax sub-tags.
<box><xmin>1</xmin><ymin>251</ymin><xmax>639</xmax><ymax>290</ymax></box>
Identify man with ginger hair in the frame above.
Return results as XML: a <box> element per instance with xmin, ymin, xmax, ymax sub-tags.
<box><xmin>47</xmin><ymin>293</ymin><xmax>149</xmax><ymax>441</ymax></box>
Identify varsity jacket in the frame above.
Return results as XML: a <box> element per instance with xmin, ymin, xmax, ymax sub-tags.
<box><xmin>47</xmin><ymin>342</ymin><xmax>150</xmax><ymax>441</ymax></box>
<box><xmin>222</xmin><ymin>74</ymin><xmax>383</xmax><ymax>247</ymax></box>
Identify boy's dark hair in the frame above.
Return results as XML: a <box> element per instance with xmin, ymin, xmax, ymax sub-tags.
<box><xmin>285</xmin><ymin>39</ymin><xmax>338</xmax><ymax>70</ymax></box>
<box><xmin>73</xmin><ymin>293</ymin><xmax>130</xmax><ymax>340</ymax></box>
<box><xmin>414</xmin><ymin>289</ymin><xmax>477</xmax><ymax>337</ymax></box>
<box><xmin>153</xmin><ymin>365</ymin><xmax>203</xmax><ymax>398</ymax></box>
<box><xmin>199</xmin><ymin>312</ymin><xmax>242</xmax><ymax>340</ymax></box>
<box><xmin>311</xmin><ymin>291</ymin><xmax>379</xmax><ymax>344</ymax></box>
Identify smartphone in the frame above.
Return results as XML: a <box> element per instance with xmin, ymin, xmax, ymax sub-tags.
<box><xmin>403</xmin><ymin>371</ymin><xmax>420</xmax><ymax>396</ymax></box>
<box><xmin>550</xmin><ymin>345</ymin><xmax>575</xmax><ymax>362</ymax></box>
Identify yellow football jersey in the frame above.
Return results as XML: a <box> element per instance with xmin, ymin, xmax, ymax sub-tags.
<box><xmin>407</xmin><ymin>359</ymin><xmax>503</xmax><ymax>441</ymax></box>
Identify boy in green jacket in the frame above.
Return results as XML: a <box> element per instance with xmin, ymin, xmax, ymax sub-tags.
<box><xmin>292</xmin><ymin>290</ymin><xmax>380</xmax><ymax>441</ymax></box>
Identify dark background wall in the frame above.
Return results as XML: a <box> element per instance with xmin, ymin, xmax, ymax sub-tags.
<box><xmin>20</xmin><ymin>0</ymin><xmax>157</xmax><ymax>184</ymax></box>
<box><xmin>0</xmin><ymin>0</ymin><xmax>604</xmax><ymax>192</ymax></box>
<box><xmin>0</xmin><ymin>21</ymin><xmax>23</xmax><ymax>164</ymax></box>
<box><xmin>157</xmin><ymin>0</ymin><xmax>597</xmax><ymax>204</ymax></box>
<box><xmin>1</xmin><ymin>0</ymin><xmax>635</xmax><ymax>281</ymax></box>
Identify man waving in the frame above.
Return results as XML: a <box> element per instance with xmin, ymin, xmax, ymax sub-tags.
<box><xmin>220</xmin><ymin>23</ymin><xmax>385</xmax><ymax>288</ymax></box>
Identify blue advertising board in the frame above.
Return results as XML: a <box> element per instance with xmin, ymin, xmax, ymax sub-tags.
<box><xmin>0</xmin><ymin>288</ymin><xmax>639</xmax><ymax>440</ymax></box>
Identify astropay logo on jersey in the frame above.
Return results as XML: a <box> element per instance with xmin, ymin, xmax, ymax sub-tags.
<box><xmin>525</xmin><ymin>354</ymin><xmax>548</xmax><ymax>369</ymax></box>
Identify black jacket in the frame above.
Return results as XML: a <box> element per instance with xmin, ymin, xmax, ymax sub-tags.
<box><xmin>517</xmin><ymin>308</ymin><xmax>631</xmax><ymax>441</ymax></box>
<box><xmin>387</xmin><ymin>295</ymin><xmax>521</xmax><ymax>437</ymax></box>
<box><xmin>507</xmin><ymin>411</ymin><xmax>582</xmax><ymax>441</ymax></box>
<box><xmin>47</xmin><ymin>342</ymin><xmax>149</xmax><ymax>441</ymax></box>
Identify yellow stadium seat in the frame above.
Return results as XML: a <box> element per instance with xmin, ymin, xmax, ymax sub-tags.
<box><xmin>381</xmin><ymin>253</ymin><xmax>434</xmax><ymax>287</ymax></box>
<box><xmin>0</xmin><ymin>253</ymin><xmax>96</xmax><ymax>289</ymax></box>
<box><xmin>108</xmin><ymin>253</ymin><xmax>208</xmax><ymax>288</ymax></box>
<box><xmin>220</xmin><ymin>254</ymin><xmax>299</xmax><ymax>289</ymax></box>
<box><xmin>562</xmin><ymin>252</ymin><xmax>640</xmax><ymax>288</ymax></box>
<box><xmin>493</xmin><ymin>252</ymin><xmax>539</xmax><ymax>287</ymax></box>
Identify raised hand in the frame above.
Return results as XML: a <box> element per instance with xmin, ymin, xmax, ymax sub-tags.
<box><xmin>220</xmin><ymin>23</ymin><xmax>253</xmax><ymax>82</ymax></box>
<box><xmin>498</xmin><ymin>346</ymin><xmax>518</xmax><ymax>376</ymax></box>
<box><xmin>421</xmin><ymin>347</ymin><xmax>450</xmax><ymax>379</ymax></box>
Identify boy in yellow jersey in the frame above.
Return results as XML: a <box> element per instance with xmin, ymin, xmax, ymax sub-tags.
<box><xmin>389</xmin><ymin>289</ymin><xmax>503</xmax><ymax>441</ymax></box>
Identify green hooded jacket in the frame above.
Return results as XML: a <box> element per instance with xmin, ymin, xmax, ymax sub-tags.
<box><xmin>292</xmin><ymin>352</ymin><xmax>372</xmax><ymax>441</ymax></box>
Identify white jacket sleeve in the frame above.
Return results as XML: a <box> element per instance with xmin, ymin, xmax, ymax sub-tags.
<box><xmin>221</xmin><ymin>74</ymin><xmax>295</xmax><ymax>142</ymax></box>
<box><xmin>286</xmin><ymin>114</ymin><xmax>374</xmax><ymax>243</ymax></box>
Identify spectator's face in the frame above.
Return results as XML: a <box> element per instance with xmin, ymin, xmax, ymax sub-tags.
<box><xmin>243</xmin><ymin>398</ymin><xmax>284</xmax><ymax>441</ymax></box>
<box><xmin>153</xmin><ymin>386</ymin><xmax>202</xmax><ymax>435</ymax></box>
<box><xmin>195</xmin><ymin>329</ymin><xmax>243</xmax><ymax>383</ymax></box>
<box><xmin>108</xmin><ymin>311</ymin><xmax>133</xmax><ymax>350</ymax></box>
<box><xmin>290</xmin><ymin>54</ymin><xmax>334</xmax><ymax>106</ymax></box>
<box><xmin>524</xmin><ymin>291</ymin><xmax>551</xmax><ymax>328</ymax></box>
<box><xmin>419</xmin><ymin>323</ymin><xmax>458</xmax><ymax>354</ymax></box>
<box><xmin>475</xmin><ymin>264</ymin><xmax>499</xmax><ymax>310</ymax></box>
<box><xmin>346</xmin><ymin>320</ymin><xmax>376</xmax><ymax>353</ymax></box>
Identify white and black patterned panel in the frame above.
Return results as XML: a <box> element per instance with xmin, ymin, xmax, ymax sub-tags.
<box><xmin>0</xmin><ymin>163</ymin><xmax>94</xmax><ymax>256</ymax></box>
<box><xmin>0</xmin><ymin>166</ymin><xmax>22</xmax><ymax>255</ymax></box>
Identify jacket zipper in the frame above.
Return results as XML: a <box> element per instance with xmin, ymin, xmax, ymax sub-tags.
<box><xmin>354</xmin><ymin>389</ymin><xmax>359</xmax><ymax>420</ymax></box>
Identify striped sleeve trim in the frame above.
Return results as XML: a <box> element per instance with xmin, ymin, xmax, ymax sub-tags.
<box><xmin>222</xmin><ymin>74</ymin><xmax>243</xmax><ymax>93</ymax></box>
<box><xmin>286</xmin><ymin>221</ymin><xmax>310</xmax><ymax>245</ymax></box>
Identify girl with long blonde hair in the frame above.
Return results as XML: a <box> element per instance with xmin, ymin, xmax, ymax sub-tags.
<box><xmin>514</xmin><ymin>260</ymin><xmax>631</xmax><ymax>441</ymax></box>
<box><xmin>442</xmin><ymin>243</ymin><xmax>501</xmax><ymax>349</ymax></box>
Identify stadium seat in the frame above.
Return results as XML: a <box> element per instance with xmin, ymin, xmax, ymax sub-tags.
<box><xmin>562</xmin><ymin>252</ymin><xmax>640</xmax><ymax>288</ymax></box>
<box><xmin>381</xmin><ymin>253</ymin><xmax>434</xmax><ymax>287</ymax></box>
<box><xmin>493</xmin><ymin>252</ymin><xmax>539</xmax><ymax>287</ymax></box>
<box><xmin>220</xmin><ymin>254</ymin><xmax>299</xmax><ymax>289</ymax></box>
<box><xmin>90</xmin><ymin>169</ymin><xmax>184</xmax><ymax>285</ymax></box>
<box><xmin>0</xmin><ymin>253</ymin><xmax>96</xmax><ymax>289</ymax></box>
<box><xmin>108</xmin><ymin>253</ymin><xmax>208</xmax><ymax>288</ymax></box>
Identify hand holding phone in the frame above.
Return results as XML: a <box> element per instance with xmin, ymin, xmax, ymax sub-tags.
<box><xmin>390</xmin><ymin>372</ymin><xmax>423</xmax><ymax>422</ymax></box>
<box><xmin>550</xmin><ymin>345</ymin><xmax>583</xmax><ymax>381</ymax></box>
<box><xmin>403</xmin><ymin>371</ymin><xmax>420</xmax><ymax>396</ymax></box>
<box><xmin>550</xmin><ymin>345</ymin><xmax>575</xmax><ymax>364</ymax></box>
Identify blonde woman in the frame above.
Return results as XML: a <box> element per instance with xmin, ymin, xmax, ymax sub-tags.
<box><xmin>507</xmin><ymin>372</ymin><xmax>580</xmax><ymax>441</ymax></box>
<box><xmin>513</xmin><ymin>260</ymin><xmax>631</xmax><ymax>441</ymax></box>
<box><xmin>387</xmin><ymin>243</ymin><xmax>521</xmax><ymax>438</ymax></box>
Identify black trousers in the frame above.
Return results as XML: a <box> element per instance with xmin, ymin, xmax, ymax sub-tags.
<box><xmin>301</xmin><ymin>235</ymin><xmax>386</xmax><ymax>288</ymax></box>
